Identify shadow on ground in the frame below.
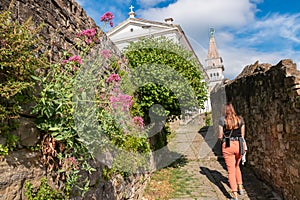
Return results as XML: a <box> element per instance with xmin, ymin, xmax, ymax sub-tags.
<box><xmin>198</xmin><ymin>125</ymin><xmax>283</xmax><ymax>200</ymax></box>
<box><xmin>199</xmin><ymin>166</ymin><xmax>232</xmax><ymax>199</ymax></box>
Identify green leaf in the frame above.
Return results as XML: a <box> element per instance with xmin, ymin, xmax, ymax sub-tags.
<box><xmin>48</xmin><ymin>127</ymin><xmax>60</xmax><ymax>131</ymax></box>
<box><xmin>30</xmin><ymin>75</ymin><xmax>41</xmax><ymax>81</ymax></box>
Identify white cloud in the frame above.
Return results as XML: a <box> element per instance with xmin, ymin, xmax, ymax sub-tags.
<box><xmin>136</xmin><ymin>0</ymin><xmax>300</xmax><ymax>79</ymax></box>
<box><xmin>220</xmin><ymin>47</ymin><xmax>284</xmax><ymax>79</ymax></box>
<box><xmin>139</xmin><ymin>0</ymin><xmax>256</xmax><ymax>29</ymax></box>
<box><xmin>246</xmin><ymin>13</ymin><xmax>300</xmax><ymax>46</ymax></box>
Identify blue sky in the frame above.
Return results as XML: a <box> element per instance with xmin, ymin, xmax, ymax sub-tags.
<box><xmin>77</xmin><ymin>0</ymin><xmax>300</xmax><ymax>79</ymax></box>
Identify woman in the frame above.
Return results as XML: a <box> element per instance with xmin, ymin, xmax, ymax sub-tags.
<box><xmin>218</xmin><ymin>103</ymin><xmax>245</xmax><ymax>200</ymax></box>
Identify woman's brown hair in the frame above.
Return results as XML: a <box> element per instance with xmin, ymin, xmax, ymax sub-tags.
<box><xmin>224</xmin><ymin>103</ymin><xmax>240</xmax><ymax>130</ymax></box>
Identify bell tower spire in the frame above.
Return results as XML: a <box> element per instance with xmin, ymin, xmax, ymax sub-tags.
<box><xmin>205</xmin><ymin>28</ymin><xmax>224</xmax><ymax>92</ymax></box>
<box><xmin>208</xmin><ymin>28</ymin><xmax>219</xmax><ymax>59</ymax></box>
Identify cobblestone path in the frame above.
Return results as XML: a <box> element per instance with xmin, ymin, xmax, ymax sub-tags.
<box><xmin>165</xmin><ymin>115</ymin><xmax>282</xmax><ymax>200</ymax></box>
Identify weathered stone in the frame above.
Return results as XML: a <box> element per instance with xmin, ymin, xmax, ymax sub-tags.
<box><xmin>277</xmin><ymin>124</ymin><xmax>283</xmax><ymax>132</ymax></box>
<box><xmin>294</xmin><ymin>183</ymin><xmax>300</xmax><ymax>200</ymax></box>
<box><xmin>0</xmin><ymin>149</ymin><xmax>45</xmax><ymax>200</ymax></box>
<box><xmin>289</xmin><ymin>165</ymin><xmax>299</xmax><ymax>178</ymax></box>
<box><xmin>14</xmin><ymin>117</ymin><xmax>40</xmax><ymax>147</ymax></box>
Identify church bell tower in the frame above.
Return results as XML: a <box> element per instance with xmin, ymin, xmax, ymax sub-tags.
<box><xmin>205</xmin><ymin>28</ymin><xmax>224</xmax><ymax>92</ymax></box>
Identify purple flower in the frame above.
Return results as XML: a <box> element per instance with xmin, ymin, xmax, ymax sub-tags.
<box><xmin>100</xmin><ymin>12</ymin><xmax>114</xmax><ymax>22</ymax></box>
<box><xmin>100</xmin><ymin>49</ymin><xmax>111</xmax><ymax>59</ymax></box>
<box><xmin>133</xmin><ymin>116</ymin><xmax>144</xmax><ymax>127</ymax></box>
<box><xmin>85</xmin><ymin>39</ymin><xmax>93</xmax><ymax>44</ymax></box>
<box><xmin>68</xmin><ymin>55</ymin><xmax>82</xmax><ymax>65</ymax></box>
<box><xmin>77</xmin><ymin>28</ymin><xmax>99</xmax><ymax>44</ymax></box>
<box><xmin>78</xmin><ymin>28</ymin><xmax>97</xmax><ymax>37</ymax></box>
<box><xmin>106</xmin><ymin>74</ymin><xmax>121</xmax><ymax>83</ymax></box>
<box><xmin>62</xmin><ymin>156</ymin><xmax>78</xmax><ymax>171</ymax></box>
<box><xmin>109</xmin><ymin>93</ymin><xmax>133</xmax><ymax>111</ymax></box>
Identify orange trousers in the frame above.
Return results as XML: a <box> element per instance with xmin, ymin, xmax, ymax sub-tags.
<box><xmin>222</xmin><ymin>140</ymin><xmax>243</xmax><ymax>192</ymax></box>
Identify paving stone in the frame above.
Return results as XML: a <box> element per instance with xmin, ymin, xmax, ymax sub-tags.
<box><xmin>163</xmin><ymin>114</ymin><xmax>283</xmax><ymax>200</ymax></box>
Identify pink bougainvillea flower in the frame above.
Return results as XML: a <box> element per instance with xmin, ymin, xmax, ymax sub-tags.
<box><xmin>77</xmin><ymin>28</ymin><xmax>99</xmax><ymax>44</ymax></box>
<box><xmin>100</xmin><ymin>12</ymin><xmax>114</xmax><ymax>22</ymax></box>
<box><xmin>100</xmin><ymin>49</ymin><xmax>111</xmax><ymax>59</ymax></box>
<box><xmin>68</xmin><ymin>55</ymin><xmax>82</xmax><ymax>65</ymax></box>
<box><xmin>78</xmin><ymin>28</ymin><xmax>97</xmax><ymax>37</ymax></box>
<box><xmin>133</xmin><ymin>116</ymin><xmax>144</xmax><ymax>127</ymax></box>
<box><xmin>85</xmin><ymin>38</ymin><xmax>93</xmax><ymax>44</ymax></box>
<box><xmin>63</xmin><ymin>156</ymin><xmax>78</xmax><ymax>171</ymax></box>
<box><xmin>68</xmin><ymin>157</ymin><xmax>78</xmax><ymax>166</ymax></box>
<box><xmin>106</xmin><ymin>73</ymin><xmax>121</xmax><ymax>83</ymax></box>
<box><xmin>118</xmin><ymin>94</ymin><xmax>133</xmax><ymax>110</ymax></box>
<box><xmin>109</xmin><ymin>21</ymin><xmax>113</xmax><ymax>27</ymax></box>
<box><xmin>109</xmin><ymin>93</ymin><xmax>133</xmax><ymax>111</ymax></box>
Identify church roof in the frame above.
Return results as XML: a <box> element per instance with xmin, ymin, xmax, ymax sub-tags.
<box><xmin>107</xmin><ymin>17</ymin><xmax>195</xmax><ymax>52</ymax></box>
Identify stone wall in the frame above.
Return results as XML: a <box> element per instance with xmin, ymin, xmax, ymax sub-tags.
<box><xmin>211</xmin><ymin>59</ymin><xmax>300</xmax><ymax>200</ymax></box>
<box><xmin>0</xmin><ymin>149</ymin><xmax>150</xmax><ymax>200</ymax></box>
<box><xmin>0</xmin><ymin>0</ymin><xmax>121</xmax><ymax>62</ymax></box>
<box><xmin>0</xmin><ymin>0</ymin><xmax>149</xmax><ymax>199</ymax></box>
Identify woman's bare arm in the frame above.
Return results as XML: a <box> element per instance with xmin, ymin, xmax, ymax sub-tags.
<box><xmin>218</xmin><ymin>125</ymin><xmax>223</xmax><ymax>140</ymax></box>
<box><xmin>241</xmin><ymin>124</ymin><xmax>245</xmax><ymax>138</ymax></box>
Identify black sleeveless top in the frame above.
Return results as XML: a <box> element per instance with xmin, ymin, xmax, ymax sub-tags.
<box><xmin>219</xmin><ymin>116</ymin><xmax>244</xmax><ymax>137</ymax></box>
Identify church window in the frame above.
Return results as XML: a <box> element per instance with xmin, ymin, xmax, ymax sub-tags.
<box><xmin>130</xmin><ymin>28</ymin><xmax>133</xmax><ymax>32</ymax></box>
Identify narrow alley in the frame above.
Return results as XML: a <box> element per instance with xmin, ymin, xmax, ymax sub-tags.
<box><xmin>144</xmin><ymin>115</ymin><xmax>283</xmax><ymax>200</ymax></box>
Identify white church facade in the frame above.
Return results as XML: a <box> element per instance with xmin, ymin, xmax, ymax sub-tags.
<box><xmin>107</xmin><ymin>6</ymin><xmax>224</xmax><ymax>113</ymax></box>
<box><xmin>107</xmin><ymin>6</ymin><xmax>198</xmax><ymax>54</ymax></box>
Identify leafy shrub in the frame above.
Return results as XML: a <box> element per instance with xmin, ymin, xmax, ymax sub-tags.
<box><xmin>31</xmin><ymin>13</ymin><xmax>150</xmax><ymax>197</ymax></box>
<box><xmin>25</xmin><ymin>177</ymin><xmax>64</xmax><ymax>200</ymax></box>
<box><xmin>0</xmin><ymin>11</ymin><xmax>48</xmax><ymax>154</ymax></box>
<box><xmin>124</xmin><ymin>36</ymin><xmax>208</xmax><ymax>124</ymax></box>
